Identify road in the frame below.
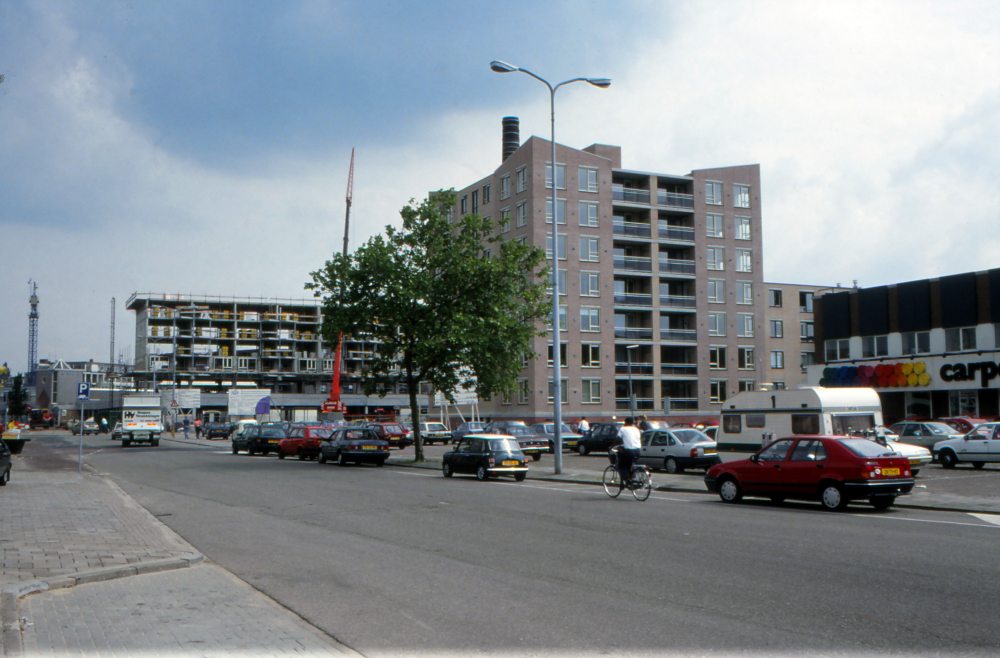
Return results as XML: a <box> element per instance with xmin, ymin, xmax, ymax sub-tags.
<box><xmin>24</xmin><ymin>432</ymin><xmax>1000</xmax><ymax>656</ymax></box>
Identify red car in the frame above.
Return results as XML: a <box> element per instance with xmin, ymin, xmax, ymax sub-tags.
<box><xmin>705</xmin><ymin>436</ymin><xmax>915</xmax><ymax>511</ymax></box>
<box><xmin>940</xmin><ymin>417</ymin><xmax>987</xmax><ymax>434</ymax></box>
<box><xmin>278</xmin><ymin>425</ymin><xmax>334</xmax><ymax>460</ymax></box>
<box><xmin>367</xmin><ymin>422</ymin><xmax>410</xmax><ymax>449</ymax></box>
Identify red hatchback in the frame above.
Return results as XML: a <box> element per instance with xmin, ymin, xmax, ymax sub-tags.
<box><xmin>278</xmin><ymin>425</ymin><xmax>334</xmax><ymax>460</ymax></box>
<box><xmin>367</xmin><ymin>422</ymin><xmax>410</xmax><ymax>449</ymax></box>
<box><xmin>705</xmin><ymin>436</ymin><xmax>915</xmax><ymax>511</ymax></box>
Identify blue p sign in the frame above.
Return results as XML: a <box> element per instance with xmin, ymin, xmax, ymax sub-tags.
<box><xmin>77</xmin><ymin>382</ymin><xmax>91</xmax><ymax>401</ymax></box>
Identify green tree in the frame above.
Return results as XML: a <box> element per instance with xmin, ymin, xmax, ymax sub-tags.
<box><xmin>308</xmin><ymin>191</ymin><xmax>550</xmax><ymax>462</ymax></box>
<box><xmin>7</xmin><ymin>374</ymin><xmax>28</xmax><ymax>418</ymax></box>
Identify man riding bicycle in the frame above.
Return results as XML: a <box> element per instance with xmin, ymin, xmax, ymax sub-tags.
<box><xmin>616</xmin><ymin>417</ymin><xmax>642</xmax><ymax>486</ymax></box>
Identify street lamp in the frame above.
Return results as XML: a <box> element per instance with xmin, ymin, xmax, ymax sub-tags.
<box><xmin>490</xmin><ymin>60</ymin><xmax>610</xmax><ymax>475</ymax></box>
<box><xmin>626</xmin><ymin>345</ymin><xmax>639</xmax><ymax>420</ymax></box>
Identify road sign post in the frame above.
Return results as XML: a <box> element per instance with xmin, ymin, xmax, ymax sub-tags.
<box><xmin>77</xmin><ymin>382</ymin><xmax>91</xmax><ymax>473</ymax></box>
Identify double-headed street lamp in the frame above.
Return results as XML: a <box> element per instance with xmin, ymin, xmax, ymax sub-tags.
<box><xmin>490</xmin><ymin>60</ymin><xmax>610</xmax><ymax>475</ymax></box>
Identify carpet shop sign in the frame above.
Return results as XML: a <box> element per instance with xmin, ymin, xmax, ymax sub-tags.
<box><xmin>940</xmin><ymin>361</ymin><xmax>1000</xmax><ymax>388</ymax></box>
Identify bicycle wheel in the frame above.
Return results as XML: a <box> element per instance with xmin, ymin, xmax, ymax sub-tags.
<box><xmin>631</xmin><ymin>469</ymin><xmax>652</xmax><ymax>501</ymax></box>
<box><xmin>602</xmin><ymin>465</ymin><xmax>623</xmax><ymax>498</ymax></box>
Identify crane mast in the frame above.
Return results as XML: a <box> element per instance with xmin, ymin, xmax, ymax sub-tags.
<box><xmin>323</xmin><ymin>149</ymin><xmax>354</xmax><ymax>416</ymax></box>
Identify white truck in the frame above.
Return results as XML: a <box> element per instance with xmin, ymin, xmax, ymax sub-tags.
<box><xmin>121</xmin><ymin>395</ymin><xmax>163</xmax><ymax>447</ymax></box>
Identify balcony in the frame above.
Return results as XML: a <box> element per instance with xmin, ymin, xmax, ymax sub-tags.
<box><xmin>660</xmin><ymin>328</ymin><xmax>697</xmax><ymax>342</ymax></box>
<box><xmin>664</xmin><ymin>398</ymin><xmax>699</xmax><ymax>411</ymax></box>
<box><xmin>659</xmin><ymin>259</ymin><xmax>696</xmax><ymax>275</ymax></box>
<box><xmin>615</xmin><ymin>362</ymin><xmax>654</xmax><ymax>375</ymax></box>
<box><xmin>658</xmin><ymin>222</ymin><xmax>695</xmax><ymax>242</ymax></box>
<box><xmin>657</xmin><ymin>190</ymin><xmax>695</xmax><ymax>209</ymax></box>
<box><xmin>616</xmin><ymin>397</ymin><xmax>656</xmax><ymax>411</ymax></box>
<box><xmin>661</xmin><ymin>363</ymin><xmax>698</xmax><ymax>376</ymax></box>
<box><xmin>614</xmin><ymin>328</ymin><xmax>653</xmax><ymax>340</ymax></box>
<box><xmin>613</xmin><ymin>220</ymin><xmax>652</xmax><ymax>239</ymax></box>
<box><xmin>659</xmin><ymin>295</ymin><xmax>697</xmax><ymax>309</ymax></box>
<box><xmin>612</xmin><ymin>185</ymin><xmax>650</xmax><ymax>205</ymax></box>
<box><xmin>614</xmin><ymin>293</ymin><xmax>653</xmax><ymax>307</ymax></box>
<box><xmin>613</xmin><ymin>256</ymin><xmax>653</xmax><ymax>273</ymax></box>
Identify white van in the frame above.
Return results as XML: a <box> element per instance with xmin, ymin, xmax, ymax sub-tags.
<box><xmin>717</xmin><ymin>387</ymin><xmax>883</xmax><ymax>454</ymax></box>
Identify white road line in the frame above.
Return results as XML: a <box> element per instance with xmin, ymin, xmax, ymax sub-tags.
<box><xmin>969</xmin><ymin>513</ymin><xmax>1000</xmax><ymax>526</ymax></box>
<box><xmin>859</xmin><ymin>515</ymin><xmax>1000</xmax><ymax>530</ymax></box>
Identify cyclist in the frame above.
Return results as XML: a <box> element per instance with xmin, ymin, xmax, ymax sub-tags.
<box><xmin>617</xmin><ymin>417</ymin><xmax>642</xmax><ymax>485</ymax></box>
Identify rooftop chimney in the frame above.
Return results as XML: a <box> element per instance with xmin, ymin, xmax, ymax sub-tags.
<box><xmin>502</xmin><ymin>116</ymin><xmax>519</xmax><ymax>162</ymax></box>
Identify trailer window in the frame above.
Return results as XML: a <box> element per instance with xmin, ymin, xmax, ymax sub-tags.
<box><xmin>791</xmin><ymin>414</ymin><xmax>820</xmax><ymax>434</ymax></box>
<box><xmin>746</xmin><ymin>414</ymin><xmax>765</xmax><ymax>428</ymax></box>
<box><xmin>831</xmin><ymin>414</ymin><xmax>875</xmax><ymax>436</ymax></box>
<box><xmin>722</xmin><ymin>415</ymin><xmax>741</xmax><ymax>433</ymax></box>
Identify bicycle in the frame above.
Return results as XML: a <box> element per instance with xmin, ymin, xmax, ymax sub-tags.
<box><xmin>603</xmin><ymin>447</ymin><xmax>652</xmax><ymax>501</ymax></box>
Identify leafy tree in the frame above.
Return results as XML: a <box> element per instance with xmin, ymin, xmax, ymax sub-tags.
<box><xmin>308</xmin><ymin>191</ymin><xmax>550</xmax><ymax>462</ymax></box>
<box><xmin>7</xmin><ymin>373</ymin><xmax>28</xmax><ymax>418</ymax></box>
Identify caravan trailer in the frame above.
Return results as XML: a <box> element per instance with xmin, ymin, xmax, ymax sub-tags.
<box><xmin>717</xmin><ymin>387</ymin><xmax>883</xmax><ymax>453</ymax></box>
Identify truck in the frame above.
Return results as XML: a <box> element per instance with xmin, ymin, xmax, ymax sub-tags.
<box><xmin>716</xmin><ymin>387</ymin><xmax>883</xmax><ymax>454</ymax></box>
<box><xmin>121</xmin><ymin>395</ymin><xmax>163</xmax><ymax>447</ymax></box>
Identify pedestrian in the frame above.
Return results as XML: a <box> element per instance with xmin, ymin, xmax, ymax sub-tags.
<box><xmin>183</xmin><ymin>418</ymin><xmax>190</xmax><ymax>439</ymax></box>
<box><xmin>578</xmin><ymin>416</ymin><xmax>590</xmax><ymax>435</ymax></box>
<box><xmin>638</xmin><ymin>414</ymin><xmax>650</xmax><ymax>431</ymax></box>
<box><xmin>195</xmin><ymin>417</ymin><xmax>202</xmax><ymax>439</ymax></box>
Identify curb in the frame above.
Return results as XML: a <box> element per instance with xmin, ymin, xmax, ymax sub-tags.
<box><xmin>1</xmin><ymin>553</ymin><xmax>203</xmax><ymax>657</ymax></box>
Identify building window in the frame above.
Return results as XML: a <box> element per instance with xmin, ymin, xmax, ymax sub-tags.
<box><xmin>735</xmin><ymin>216</ymin><xmax>751</xmax><ymax>240</ymax></box>
<box><xmin>483</xmin><ymin>248</ymin><xmax>491</xmax><ymax>259</ymax></box>
<box><xmin>945</xmin><ymin>327</ymin><xmax>977</xmax><ymax>352</ymax></box>
<box><xmin>710</xmin><ymin>346</ymin><xmax>727</xmax><ymax>370</ymax></box>
<box><xmin>580</xmin><ymin>167</ymin><xmax>598</xmax><ymax>192</ymax></box>
<box><xmin>737</xmin><ymin>313</ymin><xmax>754</xmax><ymax>337</ymax></box>
<box><xmin>582</xmin><ymin>379</ymin><xmax>601</xmax><ymax>403</ymax></box>
<box><xmin>516</xmin><ymin>167</ymin><xmax>527</xmax><ymax>193</ymax></box>
<box><xmin>773</xmin><ymin>381</ymin><xmax>786</xmax><ymax>390</ymax></box>
<box><xmin>736</xmin><ymin>281</ymin><xmax>753</xmax><ymax>305</ymax></box>
<box><xmin>483</xmin><ymin>184</ymin><xmax>490</xmax><ymax>204</ymax></box>
<box><xmin>801</xmin><ymin>351</ymin><xmax>816</xmax><ymax>370</ymax></box>
<box><xmin>546</xmin><ymin>163</ymin><xmax>566</xmax><ymax>190</ymax></box>
<box><xmin>770</xmin><ymin>319</ymin><xmax>783</xmax><ymax>338</ymax></box>
<box><xmin>514</xmin><ymin>202</ymin><xmax>526</xmax><ymax>228</ymax></box>
<box><xmin>548</xmin><ymin>379</ymin><xmax>569</xmax><ymax>404</ymax></box>
<box><xmin>706</xmin><ymin>181</ymin><xmax>723</xmax><ymax>205</ymax></box>
<box><xmin>581</xmin><ymin>307</ymin><xmax>601</xmax><ymax>332</ymax></box>
<box><xmin>708</xmin><ymin>279</ymin><xmax>725</xmax><ymax>304</ymax></box>
<box><xmin>736</xmin><ymin>249</ymin><xmax>752</xmax><ymax>273</ymax></box>
<box><xmin>546</xmin><ymin>234</ymin><xmax>567</xmax><ymax>260</ymax></box>
<box><xmin>546</xmin><ymin>199</ymin><xmax>567</xmax><ymax>224</ymax></box>
<box><xmin>769</xmin><ymin>289</ymin><xmax>783</xmax><ymax>307</ymax></box>
<box><xmin>825</xmin><ymin>339</ymin><xmax>850</xmax><ymax>361</ymax></box>
<box><xmin>735</xmin><ymin>184</ymin><xmax>750</xmax><ymax>208</ymax></box>
<box><xmin>799</xmin><ymin>291</ymin><xmax>814</xmax><ymax>312</ymax></box>
<box><xmin>579</xmin><ymin>201</ymin><xmax>599</xmax><ymax>227</ymax></box>
<box><xmin>770</xmin><ymin>350</ymin><xmax>785</xmax><ymax>369</ymax></box>
<box><xmin>501</xmin><ymin>390</ymin><xmax>511</xmax><ymax>405</ymax></box>
<box><xmin>710</xmin><ymin>380</ymin><xmax>728</xmax><ymax>404</ymax></box>
<box><xmin>580</xmin><ymin>236</ymin><xmax>600</xmax><ymax>262</ymax></box>
<box><xmin>706</xmin><ymin>213</ymin><xmax>724</xmax><ymax>238</ymax></box>
<box><xmin>707</xmin><ymin>247</ymin><xmax>725</xmax><ymax>271</ymax></box>
<box><xmin>500</xmin><ymin>174</ymin><xmax>510</xmax><ymax>200</ymax></box>
<box><xmin>862</xmin><ymin>335</ymin><xmax>888</xmax><ymax>358</ymax></box>
<box><xmin>902</xmin><ymin>331</ymin><xmax>931</xmax><ymax>355</ymax></box>
<box><xmin>800</xmin><ymin>321</ymin><xmax>814</xmax><ymax>342</ymax></box>
<box><xmin>738</xmin><ymin>347</ymin><xmax>755</xmax><ymax>370</ymax></box>
<box><xmin>499</xmin><ymin>207</ymin><xmax>511</xmax><ymax>232</ymax></box>
<box><xmin>518</xmin><ymin>379</ymin><xmax>529</xmax><ymax>404</ymax></box>
<box><xmin>548</xmin><ymin>305</ymin><xmax>568</xmax><ymax>331</ymax></box>
<box><xmin>582</xmin><ymin>344</ymin><xmax>601</xmax><ymax>368</ymax></box>
<box><xmin>471</xmin><ymin>190</ymin><xmax>479</xmax><ymax>215</ymax></box>
<box><xmin>580</xmin><ymin>271</ymin><xmax>600</xmax><ymax>297</ymax></box>
<box><xmin>738</xmin><ymin>379</ymin><xmax>756</xmax><ymax>392</ymax></box>
<box><xmin>709</xmin><ymin>312</ymin><xmax>726</xmax><ymax>337</ymax></box>
<box><xmin>460</xmin><ymin>195</ymin><xmax>468</xmax><ymax>214</ymax></box>
<box><xmin>547</xmin><ymin>343</ymin><xmax>568</xmax><ymax>367</ymax></box>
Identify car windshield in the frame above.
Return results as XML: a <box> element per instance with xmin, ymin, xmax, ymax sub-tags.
<box><xmin>489</xmin><ymin>439</ymin><xmax>521</xmax><ymax>453</ymax></box>
<box><xmin>645</xmin><ymin>420</ymin><xmax>669</xmax><ymax>430</ymax></box>
<box><xmin>424</xmin><ymin>423</ymin><xmax>447</xmax><ymax>432</ymax></box>
<box><xmin>924</xmin><ymin>423</ymin><xmax>953</xmax><ymax>434</ymax></box>
<box><xmin>343</xmin><ymin>430</ymin><xmax>376</xmax><ymax>441</ymax></box>
<box><xmin>673</xmin><ymin>429</ymin><xmax>710</xmax><ymax>443</ymax></box>
<box><xmin>506</xmin><ymin>427</ymin><xmax>531</xmax><ymax>436</ymax></box>
<box><xmin>261</xmin><ymin>428</ymin><xmax>285</xmax><ymax>438</ymax></box>
<box><xmin>382</xmin><ymin>424</ymin><xmax>404</xmax><ymax>433</ymax></box>
<box><xmin>309</xmin><ymin>429</ymin><xmax>333</xmax><ymax>439</ymax></box>
<box><xmin>465</xmin><ymin>423</ymin><xmax>485</xmax><ymax>431</ymax></box>
<box><xmin>539</xmin><ymin>423</ymin><xmax>573</xmax><ymax>434</ymax></box>
<box><xmin>837</xmin><ymin>438</ymin><xmax>896</xmax><ymax>458</ymax></box>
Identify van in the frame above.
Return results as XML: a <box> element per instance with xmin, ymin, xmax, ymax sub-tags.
<box><xmin>717</xmin><ymin>387</ymin><xmax>883</xmax><ymax>454</ymax></box>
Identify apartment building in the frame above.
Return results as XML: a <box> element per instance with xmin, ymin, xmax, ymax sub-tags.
<box><xmin>449</xmin><ymin>120</ymin><xmax>769</xmax><ymax>423</ymax></box>
<box><xmin>762</xmin><ymin>282</ymin><xmax>837</xmax><ymax>392</ymax></box>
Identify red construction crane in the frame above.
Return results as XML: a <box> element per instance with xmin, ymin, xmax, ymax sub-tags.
<box><xmin>322</xmin><ymin>149</ymin><xmax>354</xmax><ymax>415</ymax></box>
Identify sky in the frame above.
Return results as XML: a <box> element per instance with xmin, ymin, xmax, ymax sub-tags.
<box><xmin>2</xmin><ymin>0</ymin><xmax>999</xmax><ymax>373</ymax></box>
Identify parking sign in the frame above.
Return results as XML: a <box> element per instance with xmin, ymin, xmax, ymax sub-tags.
<box><xmin>77</xmin><ymin>382</ymin><xmax>91</xmax><ymax>401</ymax></box>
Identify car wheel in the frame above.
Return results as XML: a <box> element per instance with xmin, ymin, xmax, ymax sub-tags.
<box><xmin>376</xmin><ymin>459</ymin><xmax>385</xmax><ymax>467</ymax></box>
<box><xmin>718</xmin><ymin>477</ymin><xmax>742</xmax><ymax>503</ymax></box>
<box><xmin>820</xmin><ymin>483</ymin><xmax>847</xmax><ymax>511</ymax></box>
<box><xmin>939</xmin><ymin>450</ymin><xmax>957</xmax><ymax>469</ymax></box>
<box><xmin>870</xmin><ymin>495</ymin><xmax>895</xmax><ymax>511</ymax></box>
<box><xmin>443</xmin><ymin>462</ymin><xmax>453</xmax><ymax>478</ymax></box>
<box><xmin>152</xmin><ymin>439</ymin><xmax>159</xmax><ymax>447</ymax></box>
<box><xmin>318</xmin><ymin>451</ymin><xmax>327</xmax><ymax>464</ymax></box>
<box><xmin>232</xmin><ymin>443</ymin><xmax>238</xmax><ymax>455</ymax></box>
<box><xmin>476</xmin><ymin>464</ymin><xmax>488</xmax><ymax>481</ymax></box>
<box><xmin>0</xmin><ymin>469</ymin><xmax>8</xmax><ymax>486</ymax></box>
<box><xmin>123</xmin><ymin>440</ymin><xmax>131</xmax><ymax>448</ymax></box>
<box><xmin>912</xmin><ymin>469</ymin><xmax>920</xmax><ymax>476</ymax></box>
<box><xmin>531</xmin><ymin>453</ymin><xmax>541</xmax><ymax>462</ymax></box>
<box><xmin>298</xmin><ymin>449</ymin><xmax>306</xmax><ymax>461</ymax></box>
<box><xmin>578</xmin><ymin>444</ymin><xmax>589</xmax><ymax>456</ymax></box>
<box><xmin>338</xmin><ymin>451</ymin><xmax>348</xmax><ymax>467</ymax></box>
<box><xmin>278</xmin><ymin>451</ymin><xmax>285</xmax><ymax>460</ymax></box>
<box><xmin>972</xmin><ymin>462</ymin><xmax>985</xmax><ymax>470</ymax></box>
<box><xmin>664</xmin><ymin>457</ymin><xmax>682</xmax><ymax>474</ymax></box>
<box><xmin>515</xmin><ymin>472</ymin><xmax>526</xmax><ymax>482</ymax></box>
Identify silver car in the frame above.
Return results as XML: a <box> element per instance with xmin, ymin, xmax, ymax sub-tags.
<box><xmin>637</xmin><ymin>428</ymin><xmax>720</xmax><ymax>474</ymax></box>
<box><xmin>530</xmin><ymin>423</ymin><xmax>582</xmax><ymax>452</ymax></box>
<box><xmin>888</xmin><ymin>422</ymin><xmax>963</xmax><ymax>450</ymax></box>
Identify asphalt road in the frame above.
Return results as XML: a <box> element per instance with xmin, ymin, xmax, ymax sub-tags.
<box><xmin>24</xmin><ymin>432</ymin><xmax>1000</xmax><ymax>656</ymax></box>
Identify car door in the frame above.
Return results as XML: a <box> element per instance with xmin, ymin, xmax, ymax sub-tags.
<box><xmin>450</xmin><ymin>439</ymin><xmax>473</xmax><ymax>473</ymax></box>
<box><xmin>989</xmin><ymin>426</ymin><xmax>1000</xmax><ymax>462</ymax></box>
<box><xmin>781</xmin><ymin>439</ymin><xmax>829</xmax><ymax>496</ymax></box>
<box><xmin>958</xmin><ymin>425</ymin><xmax>992</xmax><ymax>462</ymax></box>
<box><xmin>738</xmin><ymin>439</ymin><xmax>795</xmax><ymax>495</ymax></box>
<box><xmin>638</xmin><ymin>431</ymin><xmax>666</xmax><ymax>466</ymax></box>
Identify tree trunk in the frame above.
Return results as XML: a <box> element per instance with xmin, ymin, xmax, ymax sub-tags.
<box><xmin>408</xmin><ymin>374</ymin><xmax>423</xmax><ymax>463</ymax></box>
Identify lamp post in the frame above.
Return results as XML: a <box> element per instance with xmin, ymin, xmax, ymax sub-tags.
<box><xmin>490</xmin><ymin>60</ymin><xmax>610</xmax><ymax>475</ymax></box>
<box><xmin>626</xmin><ymin>345</ymin><xmax>639</xmax><ymax>419</ymax></box>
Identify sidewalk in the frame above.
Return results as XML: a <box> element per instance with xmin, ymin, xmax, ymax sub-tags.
<box><xmin>1</xmin><ymin>458</ymin><xmax>360</xmax><ymax>657</ymax></box>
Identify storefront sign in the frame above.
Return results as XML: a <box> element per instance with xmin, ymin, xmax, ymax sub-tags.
<box><xmin>940</xmin><ymin>361</ymin><xmax>1000</xmax><ymax>388</ymax></box>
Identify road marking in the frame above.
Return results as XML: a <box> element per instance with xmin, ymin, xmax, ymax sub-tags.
<box><xmin>861</xmin><ymin>515</ymin><xmax>1000</xmax><ymax>530</ymax></box>
<box><xmin>969</xmin><ymin>513</ymin><xmax>1000</xmax><ymax>526</ymax></box>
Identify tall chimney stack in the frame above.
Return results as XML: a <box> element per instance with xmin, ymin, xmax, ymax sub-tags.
<box><xmin>502</xmin><ymin>116</ymin><xmax>519</xmax><ymax>162</ymax></box>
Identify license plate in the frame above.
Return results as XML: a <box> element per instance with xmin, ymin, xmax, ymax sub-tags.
<box><xmin>882</xmin><ymin>468</ymin><xmax>900</xmax><ymax>476</ymax></box>
<box><xmin>704</xmin><ymin>448</ymin><xmax>716</xmax><ymax>455</ymax></box>
<box><xmin>268</xmin><ymin>440</ymin><xmax>278</xmax><ymax>444</ymax></box>
<box><xmin>502</xmin><ymin>460</ymin><xmax>519</xmax><ymax>466</ymax></box>
<box><xmin>361</xmin><ymin>445</ymin><xmax>377</xmax><ymax>450</ymax></box>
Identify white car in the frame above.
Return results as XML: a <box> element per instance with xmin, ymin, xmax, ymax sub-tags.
<box><xmin>856</xmin><ymin>427</ymin><xmax>932</xmax><ymax>475</ymax></box>
<box><xmin>934</xmin><ymin>422</ymin><xmax>1000</xmax><ymax>469</ymax></box>
<box><xmin>637</xmin><ymin>427</ymin><xmax>720</xmax><ymax>473</ymax></box>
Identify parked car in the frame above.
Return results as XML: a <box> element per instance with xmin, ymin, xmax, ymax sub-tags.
<box><xmin>442</xmin><ymin>435</ymin><xmax>528</xmax><ymax>481</ymax></box>
<box><xmin>530</xmin><ymin>423</ymin><xmax>582</xmax><ymax>452</ymax></box>
<box><xmin>703</xmin><ymin>426</ymin><xmax>718</xmax><ymax>441</ymax></box>
<box><xmin>112</xmin><ymin>423</ymin><xmax>122</xmax><ymax>441</ymax></box>
<box><xmin>0</xmin><ymin>438</ymin><xmax>11</xmax><ymax>486</ymax></box>
<box><xmin>278</xmin><ymin>425</ymin><xmax>333</xmax><ymax>460</ymax></box>
<box><xmin>231</xmin><ymin>424</ymin><xmax>286</xmax><ymax>456</ymax></box>
<box><xmin>934</xmin><ymin>422</ymin><xmax>1000</xmax><ymax>469</ymax></box>
<box><xmin>705</xmin><ymin>436</ymin><xmax>915</xmax><ymax>511</ymax></box>
<box><xmin>492</xmin><ymin>424</ymin><xmax>548</xmax><ymax>460</ymax></box>
<box><xmin>318</xmin><ymin>427</ymin><xmax>389</xmax><ymax>466</ymax></box>
<box><xmin>638</xmin><ymin>428</ymin><xmax>720</xmax><ymax>473</ymax></box>
<box><xmin>576</xmin><ymin>421</ymin><xmax>623</xmax><ymax>455</ymax></box>
<box><xmin>204</xmin><ymin>422</ymin><xmax>234</xmax><ymax>439</ymax></box>
<box><xmin>366</xmin><ymin>422</ymin><xmax>410</xmax><ymax>449</ymax></box>
<box><xmin>940</xmin><ymin>417</ymin><xmax>988</xmax><ymax>434</ymax></box>
<box><xmin>888</xmin><ymin>421</ymin><xmax>964</xmax><ymax>451</ymax></box>
<box><xmin>418</xmin><ymin>421</ymin><xmax>452</xmax><ymax>445</ymax></box>
<box><xmin>72</xmin><ymin>420</ymin><xmax>100</xmax><ymax>435</ymax></box>
<box><xmin>451</xmin><ymin>421</ymin><xmax>487</xmax><ymax>443</ymax></box>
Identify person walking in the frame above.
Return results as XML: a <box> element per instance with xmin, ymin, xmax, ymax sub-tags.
<box><xmin>195</xmin><ymin>417</ymin><xmax>202</xmax><ymax>439</ymax></box>
<box><xmin>183</xmin><ymin>418</ymin><xmax>190</xmax><ymax>439</ymax></box>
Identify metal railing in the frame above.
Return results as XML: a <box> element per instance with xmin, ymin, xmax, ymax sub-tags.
<box><xmin>659</xmin><ymin>295</ymin><xmax>697</xmax><ymax>308</ymax></box>
<box><xmin>659</xmin><ymin>259</ymin><xmax>696</xmax><ymax>275</ymax></box>
<box><xmin>666</xmin><ymin>398</ymin><xmax>699</xmax><ymax>411</ymax></box>
<box><xmin>613</xmin><ymin>220</ymin><xmax>652</xmax><ymax>238</ymax></box>
<box><xmin>616</xmin><ymin>397</ymin><xmax>656</xmax><ymax>411</ymax></box>
<box><xmin>614</xmin><ymin>362</ymin><xmax>654</xmax><ymax>375</ymax></box>
<box><xmin>657</xmin><ymin>222</ymin><xmax>695</xmax><ymax>242</ymax></box>
<box><xmin>656</xmin><ymin>190</ymin><xmax>695</xmax><ymax>209</ymax></box>
<box><xmin>613</xmin><ymin>256</ymin><xmax>653</xmax><ymax>272</ymax></box>
<box><xmin>660</xmin><ymin>329</ymin><xmax>697</xmax><ymax>342</ymax></box>
<box><xmin>614</xmin><ymin>293</ymin><xmax>653</xmax><ymax>306</ymax></box>
<box><xmin>661</xmin><ymin>363</ymin><xmax>698</xmax><ymax>376</ymax></box>
<box><xmin>612</xmin><ymin>185</ymin><xmax>650</xmax><ymax>204</ymax></box>
<box><xmin>614</xmin><ymin>328</ymin><xmax>653</xmax><ymax>340</ymax></box>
